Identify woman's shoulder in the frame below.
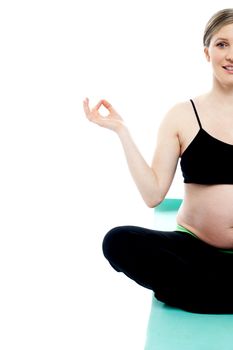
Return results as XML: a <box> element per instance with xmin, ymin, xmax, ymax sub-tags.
<box><xmin>161</xmin><ymin>99</ymin><xmax>194</xmax><ymax>127</ymax></box>
<box><xmin>164</xmin><ymin>94</ymin><xmax>208</xmax><ymax>123</ymax></box>
<box><xmin>158</xmin><ymin>95</ymin><xmax>206</xmax><ymax>139</ymax></box>
<box><xmin>167</xmin><ymin>97</ymin><xmax>203</xmax><ymax>115</ymax></box>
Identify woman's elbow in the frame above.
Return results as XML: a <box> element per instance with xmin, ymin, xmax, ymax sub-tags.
<box><xmin>145</xmin><ymin>195</ymin><xmax>164</xmax><ymax>208</ymax></box>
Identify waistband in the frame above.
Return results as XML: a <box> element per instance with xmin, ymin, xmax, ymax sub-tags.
<box><xmin>176</xmin><ymin>224</ymin><xmax>233</xmax><ymax>254</ymax></box>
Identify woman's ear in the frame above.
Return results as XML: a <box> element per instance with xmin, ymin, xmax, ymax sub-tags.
<box><xmin>204</xmin><ymin>47</ymin><xmax>210</xmax><ymax>62</ymax></box>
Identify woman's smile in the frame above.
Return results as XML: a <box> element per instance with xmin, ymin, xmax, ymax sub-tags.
<box><xmin>223</xmin><ymin>64</ymin><xmax>233</xmax><ymax>73</ymax></box>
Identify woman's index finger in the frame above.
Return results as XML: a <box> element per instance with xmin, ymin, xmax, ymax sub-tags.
<box><xmin>93</xmin><ymin>100</ymin><xmax>103</xmax><ymax>111</ymax></box>
<box><xmin>101</xmin><ymin>99</ymin><xmax>115</xmax><ymax>112</ymax></box>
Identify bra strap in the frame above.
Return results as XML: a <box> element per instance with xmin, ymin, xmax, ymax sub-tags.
<box><xmin>190</xmin><ymin>99</ymin><xmax>202</xmax><ymax>129</ymax></box>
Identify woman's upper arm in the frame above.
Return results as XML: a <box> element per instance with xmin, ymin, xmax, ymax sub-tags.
<box><xmin>151</xmin><ymin>104</ymin><xmax>182</xmax><ymax>200</ymax></box>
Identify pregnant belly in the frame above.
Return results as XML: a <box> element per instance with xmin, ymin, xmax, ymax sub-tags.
<box><xmin>176</xmin><ymin>184</ymin><xmax>233</xmax><ymax>249</ymax></box>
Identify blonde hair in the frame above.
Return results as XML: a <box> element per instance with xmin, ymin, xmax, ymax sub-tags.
<box><xmin>203</xmin><ymin>8</ymin><xmax>233</xmax><ymax>47</ymax></box>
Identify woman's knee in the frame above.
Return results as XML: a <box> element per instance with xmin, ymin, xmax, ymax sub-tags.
<box><xmin>102</xmin><ymin>226</ymin><xmax>129</xmax><ymax>261</ymax></box>
<box><xmin>102</xmin><ymin>225</ymin><xmax>162</xmax><ymax>261</ymax></box>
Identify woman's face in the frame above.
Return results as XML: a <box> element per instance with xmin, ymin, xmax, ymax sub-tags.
<box><xmin>205</xmin><ymin>23</ymin><xmax>233</xmax><ymax>86</ymax></box>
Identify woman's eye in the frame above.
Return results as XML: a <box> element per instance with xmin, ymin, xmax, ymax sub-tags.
<box><xmin>217</xmin><ymin>42</ymin><xmax>228</xmax><ymax>48</ymax></box>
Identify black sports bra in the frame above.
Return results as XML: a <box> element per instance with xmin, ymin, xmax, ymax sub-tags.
<box><xmin>180</xmin><ymin>99</ymin><xmax>233</xmax><ymax>184</ymax></box>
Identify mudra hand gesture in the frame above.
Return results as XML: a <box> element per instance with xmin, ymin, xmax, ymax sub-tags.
<box><xmin>83</xmin><ymin>98</ymin><xmax>125</xmax><ymax>133</ymax></box>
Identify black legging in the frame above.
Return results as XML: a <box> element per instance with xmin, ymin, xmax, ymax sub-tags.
<box><xmin>102</xmin><ymin>225</ymin><xmax>233</xmax><ymax>314</ymax></box>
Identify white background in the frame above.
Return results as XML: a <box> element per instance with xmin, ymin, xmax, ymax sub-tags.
<box><xmin>0</xmin><ymin>1</ymin><xmax>232</xmax><ymax>349</ymax></box>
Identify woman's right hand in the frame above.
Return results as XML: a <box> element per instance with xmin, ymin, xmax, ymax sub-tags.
<box><xmin>83</xmin><ymin>97</ymin><xmax>125</xmax><ymax>133</ymax></box>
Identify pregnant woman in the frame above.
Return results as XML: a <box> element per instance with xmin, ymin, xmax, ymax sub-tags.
<box><xmin>83</xmin><ymin>8</ymin><xmax>233</xmax><ymax>314</ymax></box>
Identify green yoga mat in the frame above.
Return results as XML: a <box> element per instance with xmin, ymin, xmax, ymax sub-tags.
<box><xmin>145</xmin><ymin>297</ymin><xmax>233</xmax><ymax>350</ymax></box>
<box><xmin>145</xmin><ymin>198</ymin><xmax>233</xmax><ymax>350</ymax></box>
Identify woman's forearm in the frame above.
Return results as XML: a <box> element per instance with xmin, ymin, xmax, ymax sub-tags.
<box><xmin>117</xmin><ymin>126</ymin><xmax>163</xmax><ymax>208</ymax></box>
<box><xmin>83</xmin><ymin>98</ymin><xmax>164</xmax><ymax>207</ymax></box>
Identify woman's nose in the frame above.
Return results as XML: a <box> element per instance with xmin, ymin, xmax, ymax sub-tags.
<box><xmin>225</xmin><ymin>47</ymin><xmax>233</xmax><ymax>62</ymax></box>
